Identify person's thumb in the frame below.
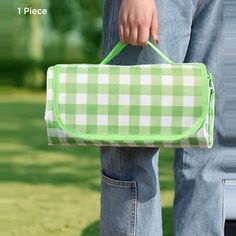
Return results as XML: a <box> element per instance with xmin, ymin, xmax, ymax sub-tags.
<box><xmin>150</xmin><ymin>10</ymin><xmax>159</xmax><ymax>44</ymax></box>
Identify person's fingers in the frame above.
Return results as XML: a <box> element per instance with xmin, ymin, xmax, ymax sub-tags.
<box><xmin>124</xmin><ymin>26</ymin><xmax>130</xmax><ymax>45</ymax></box>
<box><xmin>150</xmin><ymin>9</ymin><xmax>159</xmax><ymax>44</ymax></box>
<box><xmin>137</xmin><ymin>25</ymin><xmax>149</xmax><ymax>46</ymax></box>
<box><xmin>119</xmin><ymin>24</ymin><xmax>127</xmax><ymax>44</ymax></box>
<box><xmin>129</xmin><ymin>25</ymin><xmax>138</xmax><ymax>45</ymax></box>
<box><xmin>118</xmin><ymin>10</ymin><xmax>128</xmax><ymax>44</ymax></box>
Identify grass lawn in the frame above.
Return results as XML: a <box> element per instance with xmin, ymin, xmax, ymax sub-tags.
<box><xmin>0</xmin><ymin>88</ymin><xmax>174</xmax><ymax>236</ymax></box>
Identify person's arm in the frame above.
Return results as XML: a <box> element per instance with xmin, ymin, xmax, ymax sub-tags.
<box><xmin>118</xmin><ymin>0</ymin><xmax>158</xmax><ymax>46</ymax></box>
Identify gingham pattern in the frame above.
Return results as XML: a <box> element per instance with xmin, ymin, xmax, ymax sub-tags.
<box><xmin>45</xmin><ymin>63</ymin><xmax>214</xmax><ymax>148</ymax></box>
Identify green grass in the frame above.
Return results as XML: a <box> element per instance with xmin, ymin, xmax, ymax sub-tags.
<box><xmin>0</xmin><ymin>88</ymin><xmax>174</xmax><ymax>236</ymax></box>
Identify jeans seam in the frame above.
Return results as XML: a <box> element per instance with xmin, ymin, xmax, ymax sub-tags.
<box><xmin>130</xmin><ymin>183</ymin><xmax>137</xmax><ymax>236</ymax></box>
<box><xmin>102</xmin><ymin>171</ymin><xmax>136</xmax><ymax>187</ymax></box>
<box><xmin>221</xmin><ymin>179</ymin><xmax>225</xmax><ymax>232</ymax></box>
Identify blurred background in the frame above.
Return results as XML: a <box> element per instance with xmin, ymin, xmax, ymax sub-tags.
<box><xmin>0</xmin><ymin>0</ymin><xmax>174</xmax><ymax>235</ymax></box>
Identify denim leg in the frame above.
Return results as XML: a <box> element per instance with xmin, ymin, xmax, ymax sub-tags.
<box><xmin>174</xmin><ymin>1</ymin><xmax>226</xmax><ymax>235</ymax></box>
<box><xmin>100</xmin><ymin>147</ymin><xmax>162</xmax><ymax>236</ymax></box>
<box><xmin>102</xmin><ymin>1</ymin><xmax>164</xmax><ymax>235</ymax></box>
<box><xmin>101</xmin><ymin>0</ymin><xmax>215</xmax><ymax>235</ymax></box>
<box><xmin>174</xmin><ymin>147</ymin><xmax>225</xmax><ymax>236</ymax></box>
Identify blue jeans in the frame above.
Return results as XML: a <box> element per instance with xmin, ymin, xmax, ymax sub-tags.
<box><xmin>100</xmin><ymin>0</ymin><xmax>225</xmax><ymax>235</ymax></box>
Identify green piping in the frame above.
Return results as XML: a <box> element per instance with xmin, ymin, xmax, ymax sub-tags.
<box><xmin>147</xmin><ymin>41</ymin><xmax>174</xmax><ymax>64</ymax></box>
<box><xmin>100</xmin><ymin>41</ymin><xmax>126</xmax><ymax>64</ymax></box>
<box><xmin>100</xmin><ymin>41</ymin><xmax>174</xmax><ymax>64</ymax></box>
<box><xmin>207</xmin><ymin>73</ymin><xmax>215</xmax><ymax>148</ymax></box>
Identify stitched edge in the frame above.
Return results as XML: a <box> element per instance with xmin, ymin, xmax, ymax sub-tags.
<box><xmin>130</xmin><ymin>183</ymin><xmax>137</xmax><ymax>236</ymax></box>
<box><xmin>101</xmin><ymin>171</ymin><xmax>136</xmax><ymax>187</ymax></box>
<box><xmin>221</xmin><ymin>179</ymin><xmax>225</xmax><ymax>230</ymax></box>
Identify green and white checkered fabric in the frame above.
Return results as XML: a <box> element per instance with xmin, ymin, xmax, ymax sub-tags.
<box><xmin>45</xmin><ymin>63</ymin><xmax>215</xmax><ymax>148</ymax></box>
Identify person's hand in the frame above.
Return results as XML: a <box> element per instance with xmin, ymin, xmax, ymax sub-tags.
<box><xmin>119</xmin><ymin>0</ymin><xmax>158</xmax><ymax>46</ymax></box>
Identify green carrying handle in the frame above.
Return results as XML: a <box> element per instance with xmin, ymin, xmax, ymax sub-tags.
<box><xmin>100</xmin><ymin>41</ymin><xmax>174</xmax><ymax>64</ymax></box>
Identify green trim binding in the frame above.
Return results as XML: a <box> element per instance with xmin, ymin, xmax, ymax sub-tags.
<box><xmin>147</xmin><ymin>42</ymin><xmax>174</xmax><ymax>64</ymax></box>
<box><xmin>100</xmin><ymin>41</ymin><xmax>126</xmax><ymax>64</ymax></box>
<box><xmin>100</xmin><ymin>41</ymin><xmax>174</xmax><ymax>64</ymax></box>
<box><xmin>207</xmin><ymin>73</ymin><xmax>215</xmax><ymax>148</ymax></box>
